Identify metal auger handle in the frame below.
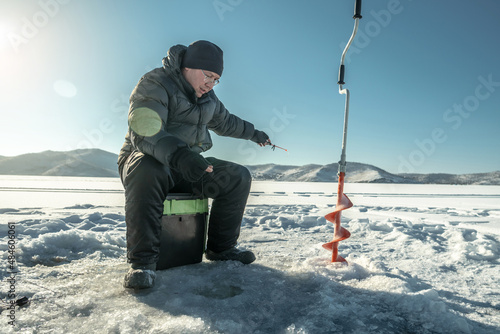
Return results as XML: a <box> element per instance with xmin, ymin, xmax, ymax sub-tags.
<box><xmin>337</xmin><ymin>0</ymin><xmax>363</xmax><ymax>86</ymax></box>
<box><xmin>337</xmin><ymin>0</ymin><xmax>363</xmax><ymax>174</ymax></box>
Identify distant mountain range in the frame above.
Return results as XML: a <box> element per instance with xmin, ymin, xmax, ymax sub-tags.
<box><xmin>246</xmin><ymin>163</ymin><xmax>500</xmax><ymax>185</ymax></box>
<box><xmin>0</xmin><ymin>149</ymin><xmax>499</xmax><ymax>185</ymax></box>
<box><xmin>246</xmin><ymin>162</ymin><xmax>413</xmax><ymax>183</ymax></box>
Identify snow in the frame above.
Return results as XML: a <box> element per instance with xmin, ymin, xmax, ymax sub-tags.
<box><xmin>1</xmin><ymin>176</ymin><xmax>499</xmax><ymax>333</ymax></box>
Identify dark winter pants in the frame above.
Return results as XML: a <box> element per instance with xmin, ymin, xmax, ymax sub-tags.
<box><xmin>119</xmin><ymin>151</ymin><xmax>252</xmax><ymax>265</ymax></box>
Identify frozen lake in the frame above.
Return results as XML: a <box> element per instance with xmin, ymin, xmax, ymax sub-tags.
<box><xmin>0</xmin><ymin>176</ymin><xmax>499</xmax><ymax>333</ymax></box>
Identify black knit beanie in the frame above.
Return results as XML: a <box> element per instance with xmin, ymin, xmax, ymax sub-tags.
<box><xmin>181</xmin><ymin>40</ymin><xmax>224</xmax><ymax>76</ymax></box>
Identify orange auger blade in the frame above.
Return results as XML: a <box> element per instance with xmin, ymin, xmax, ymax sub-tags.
<box><xmin>322</xmin><ymin>172</ymin><xmax>352</xmax><ymax>263</ymax></box>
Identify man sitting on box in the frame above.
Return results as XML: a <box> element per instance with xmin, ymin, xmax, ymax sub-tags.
<box><xmin>118</xmin><ymin>40</ymin><xmax>270</xmax><ymax>289</ymax></box>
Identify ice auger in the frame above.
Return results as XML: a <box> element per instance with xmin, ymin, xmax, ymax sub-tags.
<box><xmin>322</xmin><ymin>0</ymin><xmax>362</xmax><ymax>263</ymax></box>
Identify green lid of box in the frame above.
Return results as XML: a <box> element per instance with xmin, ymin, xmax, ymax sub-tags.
<box><xmin>163</xmin><ymin>196</ymin><xmax>208</xmax><ymax>215</ymax></box>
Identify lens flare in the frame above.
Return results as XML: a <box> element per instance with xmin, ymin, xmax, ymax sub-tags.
<box><xmin>53</xmin><ymin>80</ymin><xmax>77</xmax><ymax>98</ymax></box>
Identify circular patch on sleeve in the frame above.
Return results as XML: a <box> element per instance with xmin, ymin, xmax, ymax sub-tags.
<box><xmin>129</xmin><ymin>107</ymin><xmax>162</xmax><ymax>137</ymax></box>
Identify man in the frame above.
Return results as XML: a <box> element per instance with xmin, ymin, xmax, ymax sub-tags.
<box><xmin>118</xmin><ymin>40</ymin><xmax>270</xmax><ymax>289</ymax></box>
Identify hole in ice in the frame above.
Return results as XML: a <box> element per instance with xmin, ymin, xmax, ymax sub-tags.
<box><xmin>194</xmin><ymin>284</ymin><xmax>243</xmax><ymax>299</ymax></box>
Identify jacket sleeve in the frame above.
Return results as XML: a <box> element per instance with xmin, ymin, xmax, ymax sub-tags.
<box><xmin>127</xmin><ymin>71</ymin><xmax>186</xmax><ymax>166</ymax></box>
<box><xmin>207</xmin><ymin>95</ymin><xmax>255</xmax><ymax>140</ymax></box>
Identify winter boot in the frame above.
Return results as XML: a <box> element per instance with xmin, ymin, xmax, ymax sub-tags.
<box><xmin>206</xmin><ymin>247</ymin><xmax>256</xmax><ymax>264</ymax></box>
<box><xmin>123</xmin><ymin>263</ymin><xmax>156</xmax><ymax>289</ymax></box>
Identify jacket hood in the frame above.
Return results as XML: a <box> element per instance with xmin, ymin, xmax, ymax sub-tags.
<box><xmin>162</xmin><ymin>44</ymin><xmax>199</xmax><ymax>103</ymax></box>
<box><xmin>162</xmin><ymin>44</ymin><xmax>187</xmax><ymax>76</ymax></box>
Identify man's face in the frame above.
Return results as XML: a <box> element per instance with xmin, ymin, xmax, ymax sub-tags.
<box><xmin>182</xmin><ymin>68</ymin><xmax>220</xmax><ymax>98</ymax></box>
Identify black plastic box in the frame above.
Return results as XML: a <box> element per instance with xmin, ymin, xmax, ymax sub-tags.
<box><xmin>156</xmin><ymin>193</ymin><xmax>208</xmax><ymax>270</ymax></box>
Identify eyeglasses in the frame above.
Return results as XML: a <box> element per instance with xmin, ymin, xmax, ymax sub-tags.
<box><xmin>202</xmin><ymin>70</ymin><xmax>220</xmax><ymax>86</ymax></box>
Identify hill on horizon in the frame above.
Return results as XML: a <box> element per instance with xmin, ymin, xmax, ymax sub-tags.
<box><xmin>0</xmin><ymin>149</ymin><xmax>119</xmax><ymax>177</ymax></box>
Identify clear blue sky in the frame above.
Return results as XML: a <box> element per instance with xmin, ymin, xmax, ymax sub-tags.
<box><xmin>1</xmin><ymin>0</ymin><xmax>499</xmax><ymax>174</ymax></box>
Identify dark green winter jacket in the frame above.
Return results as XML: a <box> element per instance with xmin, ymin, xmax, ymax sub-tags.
<box><xmin>118</xmin><ymin>44</ymin><xmax>255</xmax><ymax>167</ymax></box>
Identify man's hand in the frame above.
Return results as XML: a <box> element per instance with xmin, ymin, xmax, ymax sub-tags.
<box><xmin>171</xmin><ymin>147</ymin><xmax>213</xmax><ymax>182</ymax></box>
<box><xmin>251</xmin><ymin>130</ymin><xmax>270</xmax><ymax>147</ymax></box>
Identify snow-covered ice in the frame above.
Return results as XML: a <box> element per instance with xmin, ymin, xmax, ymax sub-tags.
<box><xmin>1</xmin><ymin>176</ymin><xmax>499</xmax><ymax>333</ymax></box>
